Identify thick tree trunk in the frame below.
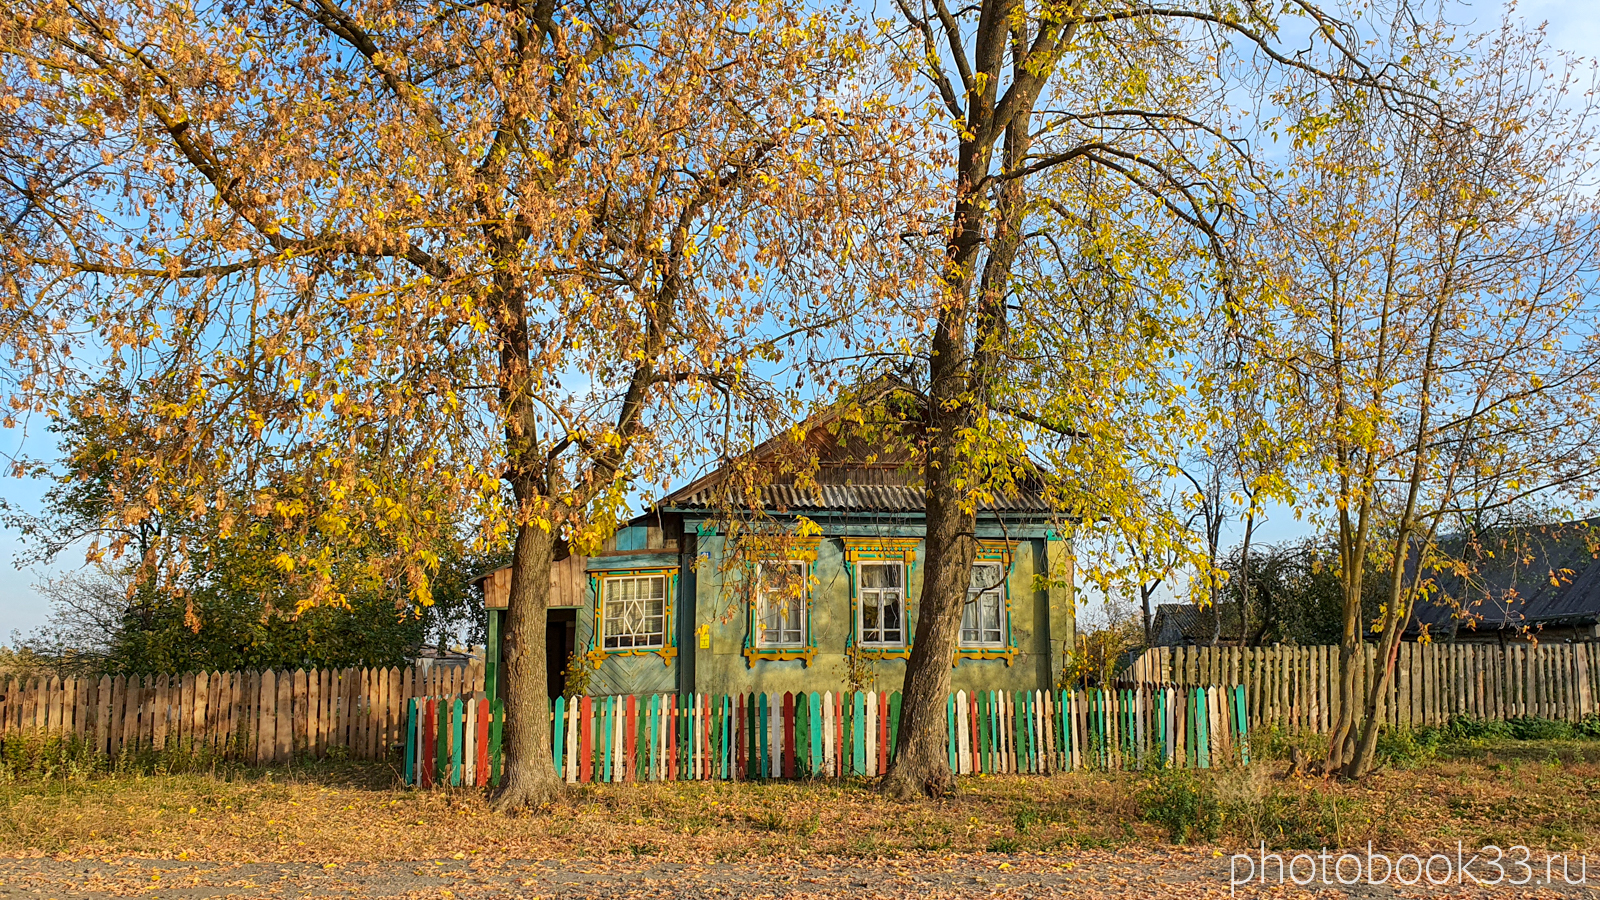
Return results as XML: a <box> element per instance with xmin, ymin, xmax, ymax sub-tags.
<box><xmin>491</xmin><ymin>514</ymin><xmax>563</xmax><ymax>810</ymax></box>
<box><xmin>881</xmin><ymin>420</ymin><xmax>975</xmax><ymax>799</ymax></box>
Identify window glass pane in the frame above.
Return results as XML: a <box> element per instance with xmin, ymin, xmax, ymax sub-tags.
<box><xmin>861</xmin><ymin>563</ymin><xmax>902</xmax><ymax>589</ymax></box>
<box><xmin>602</xmin><ymin>574</ymin><xmax>666</xmax><ymax>650</ymax></box>
<box><xmin>756</xmin><ymin>561</ymin><xmax>806</xmax><ymax>648</ymax></box>
<box><xmin>969</xmin><ymin>563</ymin><xmax>1004</xmax><ymax>593</ymax></box>
<box><xmin>960</xmin><ymin>565</ymin><xmax>1006</xmax><ymax>647</ymax></box>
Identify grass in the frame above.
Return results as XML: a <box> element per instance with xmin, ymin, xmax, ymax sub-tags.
<box><xmin>0</xmin><ymin>726</ymin><xmax>1596</xmax><ymax>862</ymax></box>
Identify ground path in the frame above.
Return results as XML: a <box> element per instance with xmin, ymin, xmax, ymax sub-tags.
<box><xmin>2</xmin><ymin>851</ymin><xmax>1594</xmax><ymax>899</ymax></box>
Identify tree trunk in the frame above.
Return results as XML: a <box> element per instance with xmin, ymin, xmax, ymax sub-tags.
<box><xmin>492</xmin><ymin>513</ymin><xmax>563</xmax><ymax>810</ymax></box>
<box><xmin>1323</xmin><ymin>576</ymin><xmax>1363</xmax><ymax>773</ymax></box>
<box><xmin>881</xmin><ymin>416</ymin><xmax>975</xmax><ymax>799</ymax></box>
<box><xmin>1343</xmin><ymin>625</ymin><xmax>1402</xmax><ymax>778</ymax></box>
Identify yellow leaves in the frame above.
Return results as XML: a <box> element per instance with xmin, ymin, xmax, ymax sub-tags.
<box><xmin>272</xmin><ymin>553</ymin><xmax>295</xmax><ymax>574</ymax></box>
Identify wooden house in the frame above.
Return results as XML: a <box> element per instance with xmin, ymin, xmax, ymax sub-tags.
<box><xmin>478</xmin><ymin>392</ymin><xmax>1076</xmax><ymax>699</ymax></box>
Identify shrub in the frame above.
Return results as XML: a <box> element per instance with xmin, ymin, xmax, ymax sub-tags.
<box><xmin>1253</xmin><ymin>724</ymin><xmax>1328</xmax><ymax>762</ymax></box>
<box><xmin>1445</xmin><ymin>715</ymin><xmax>1600</xmax><ymax>743</ymax></box>
<box><xmin>0</xmin><ymin>732</ymin><xmax>108</xmax><ymax>782</ymax></box>
<box><xmin>1138</xmin><ymin>768</ymin><xmax>1220</xmax><ymax>844</ymax></box>
<box><xmin>1375</xmin><ymin>725</ymin><xmax>1444</xmax><ymax>768</ymax></box>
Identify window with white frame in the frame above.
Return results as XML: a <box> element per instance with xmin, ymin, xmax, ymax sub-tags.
<box><xmin>755</xmin><ymin>561</ymin><xmax>807</xmax><ymax>648</ymax></box>
<box><xmin>961</xmin><ymin>562</ymin><xmax>1007</xmax><ymax>647</ymax></box>
<box><xmin>857</xmin><ymin>561</ymin><xmax>906</xmax><ymax>646</ymax></box>
<box><xmin>601</xmin><ymin>573</ymin><xmax>667</xmax><ymax>650</ymax></box>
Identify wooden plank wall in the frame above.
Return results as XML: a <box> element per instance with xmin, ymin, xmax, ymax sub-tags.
<box><xmin>0</xmin><ymin>663</ymin><xmax>485</xmax><ymax>763</ymax></box>
<box><xmin>1125</xmin><ymin>643</ymin><xmax>1600</xmax><ymax>731</ymax></box>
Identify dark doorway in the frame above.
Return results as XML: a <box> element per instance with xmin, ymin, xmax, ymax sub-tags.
<box><xmin>546</xmin><ymin>608</ymin><xmax>578</xmax><ymax>698</ymax></box>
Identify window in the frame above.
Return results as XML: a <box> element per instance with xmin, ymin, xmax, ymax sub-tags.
<box><xmin>755</xmin><ymin>561</ymin><xmax>807</xmax><ymax>648</ymax></box>
<box><xmin>601</xmin><ymin>573</ymin><xmax>667</xmax><ymax>650</ymax></box>
<box><xmin>961</xmin><ymin>562</ymin><xmax>1006</xmax><ymax>647</ymax></box>
<box><xmin>858</xmin><ymin>561</ymin><xmax>906</xmax><ymax>646</ymax></box>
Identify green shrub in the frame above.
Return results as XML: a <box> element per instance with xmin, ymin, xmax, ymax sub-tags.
<box><xmin>1444</xmin><ymin>715</ymin><xmax>1600</xmax><ymax>743</ymax></box>
<box><xmin>1253</xmin><ymin>723</ymin><xmax>1327</xmax><ymax>762</ymax></box>
<box><xmin>0</xmin><ymin>732</ymin><xmax>108</xmax><ymax>781</ymax></box>
<box><xmin>0</xmin><ymin>731</ymin><xmax>262</xmax><ymax>783</ymax></box>
<box><xmin>1138</xmin><ymin>768</ymin><xmax>1220</xmax><ymax>844</ymax></box>
<box><xmin>1375</xmin><ymin>725</ymin><xmax>1444</xmax><ymax>768</ymax></box>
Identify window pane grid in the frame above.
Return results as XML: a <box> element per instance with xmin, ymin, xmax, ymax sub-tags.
<box><xmin>859</xmin><ymin>561</ymin><xmax>905</xmax><ymax>647</ymax></box>
<box><xmin>602</xmin><ymin>574</ymin><xmax>667</xmax><ymax>650</ymax></box>
<box><xmin>961</xmin><ymin>563</ymin><xmax>1006</xmax><ymax>648</ymax></box>
<box><xmin>756</xmin><ymin>561</ymin><xmax>807</xmax><ymax>648</ymax></box>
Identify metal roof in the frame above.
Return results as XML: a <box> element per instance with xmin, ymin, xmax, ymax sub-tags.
<box><xmin>666</xmin><ymin>483</ymin><xmax>1053</xmax><ymax>514</ymax></box>
<box><xmin>1411</xmin><ymin>523</ymin><xmax>1600</xmax><ymax>634</ymax></box>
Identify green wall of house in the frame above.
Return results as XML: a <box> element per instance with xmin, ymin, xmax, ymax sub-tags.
<box><xmin>578</xmin><ymin>523</ymin><xmax>1075</xmax><ymax>697</ymax></box>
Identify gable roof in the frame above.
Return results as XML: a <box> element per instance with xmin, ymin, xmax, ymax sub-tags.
<box><xmin>659</xmin><ymin>380</ymin><xmax>1055</xmax><ymax>518</ymax></box>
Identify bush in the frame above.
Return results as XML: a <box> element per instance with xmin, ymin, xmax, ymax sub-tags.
<box><xmin>1375</xmin><ymin>726</ymin><xmax>1445</xmax><ymax>768</ymax></box>
<box><xmin>1138</xmin><ymin>768</ymin><xmax>1220</xmax><ymax>844</ymax></box>
<box><xmin>1253</xmin><ymin>723</ymin><xmax>1328</xmax><ymax>762</ymax></box>
<box><xmin>0</xmin><ymin>732</ymin><xmax>256</xmax><ymax>783</ymax></box>
<box><xmin>1444</xmin><ymin>715</ymin><xmax>1600</xmax><ymax>743</ymax></box>
<box><xmin>0</xmin><ymin>732</ymin><xmax>108</xmax><ymax>781</ymax></box>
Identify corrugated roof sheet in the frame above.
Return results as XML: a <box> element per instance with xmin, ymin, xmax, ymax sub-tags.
<box><xmin>1411</xmin><ymin>524</ymin><xmax>1600</xmax><ymax>633</ymax></box>
<box><xmin>668</xmin><ymin>483</ymin><xmax>1053</xmax><ymax>514</ymax></box>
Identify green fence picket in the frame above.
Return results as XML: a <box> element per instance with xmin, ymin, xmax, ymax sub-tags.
<box><xmin>887</xmin><ymin>691</ymin><xmax>901</xmax><ymax>764</ymax></box>
<box><xmin>857</xmin><ymin>688</ymin><xmax>870</xmax><ymax>775</ymax></box>
<box><xmin>1234</xmin><ymin>685</ymin><xmax>1249</xmax><ymax>765</ymax></box>
<box><xmin>552</xmin><ymin>695</ymin><xmax>566</xmax><ymax>779</ymax></box>
<box><xmin>489</xmin><ymin>698</ymin><xmax>504</xmax><ymax>786</ymax></box>
<box><xmin>404</xmin><ymin>698</ymin><xmax>417</xmax><ymax>785</ymax></box>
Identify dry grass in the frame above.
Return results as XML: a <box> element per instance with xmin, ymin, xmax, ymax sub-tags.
<box><xmin>0</xmin><ymin>740</ymin><xmax>1596</xmax><ymax>863</ymax></box>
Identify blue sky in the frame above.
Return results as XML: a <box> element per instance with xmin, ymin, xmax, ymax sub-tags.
<box><xmin>2</xmin><ymin>0</ymin><xmax>1596</xmax><ymax>640</ymax></box>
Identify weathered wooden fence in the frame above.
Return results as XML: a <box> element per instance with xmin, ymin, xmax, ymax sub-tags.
<box><xmin>0</xmin><ymin>664</ymin><xmax>483</xmax><ymax>763</ymax></box>
<box><xmin>404</xmin><ymin>685</ymin><xmax>1250</xmax><ymax>788</ymax></box>
<box><xmin>1126</xmin><ymin>643</ymin><xmax>1600</xmax><ymax>733</ymax></box>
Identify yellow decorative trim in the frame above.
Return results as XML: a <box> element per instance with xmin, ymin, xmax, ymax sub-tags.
<box><xmin>744</xmin><ymin>645</ymin><xmax>819</xmax><ymax>665</ymax></box>
<box><xmin>842</xmin><ymin>536</ymin><xmax>920</xmax><ymax>564</ymax></box>
<box><xmin>739</xmin><ymin>535</ymin><xmax>822</xmax><ymax>562</ymax></box>
<box><xmin>976</xmin><ymin>540</ymin><xmax>1015</xmax><ymax>566</ymax></box>
<box><xmin>846</xmin><ymin>540</ymin><xmax>917</xmax><ymax>657</ymax></box>
<box><xmin>855</xmin><ymin>646</ymin><xmax>912</xmax><ymax>661</ymax></box>
<box><xmin>954</xmin><ymin>646</ymin><xmax>1017</xmax><ymax>665</ymax></box>
<box><xmin>587</xmin><ymin>567</ymin><xmax>679</xmax><ymax>667</ymax></box>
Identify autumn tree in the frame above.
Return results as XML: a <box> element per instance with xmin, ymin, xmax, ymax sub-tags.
<box><xmin>1258</xmin><ymin>19</ymin><xmax>1600</xmax><ymax>778</ymax></box>
<box><xmin>0</xmin><ymin>0</ymin><xmax>913</xmax><ymax>807</ymax></box>
<box><xmin>878</xmin><ymin>0</ymin><xmax>1414</xmax><ymax>797</ymax></box>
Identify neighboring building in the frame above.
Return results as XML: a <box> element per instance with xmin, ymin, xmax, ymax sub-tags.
<box><xmin>1408</xmin><ymin>521</ymin><xmax>1600</xmax><ymax>643</ymax></box>
<box><xmin>478</xmin><ymin>392</ymin><xmax>1077</xmax><ymax>698</ymax></box>
<box><xmin>1148</xmin><ymin>602</ymin><xmax>1245</xmax><ymax>647</ymax></box>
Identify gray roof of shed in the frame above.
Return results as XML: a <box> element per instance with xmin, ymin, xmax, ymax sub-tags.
<box><xmin>1411</xmin><ymin>521</ymin><xmax>1600</xmax><ymax>634</ymax></box>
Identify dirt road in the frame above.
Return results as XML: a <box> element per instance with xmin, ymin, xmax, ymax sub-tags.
<box><xmin>2</xmin><ymin>851</ymin><xmax>1593</xmax><ymax>899</ymax></box>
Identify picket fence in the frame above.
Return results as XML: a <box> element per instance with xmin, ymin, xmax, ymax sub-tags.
<box><xmin>403</xmin><ymin>685</ymin><xmax>1250</xmax><ymax>788</ymax></box>
<box><xmin>0</xmin><ymin>664</ymin><xmax>484</xmax><ymax>763</ymax></box>
<box><xmin>1126</xmin><ymin>642</ymin><xmax>1600</xmax><ymax>734</ymax></box>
